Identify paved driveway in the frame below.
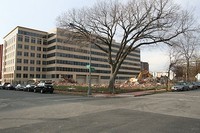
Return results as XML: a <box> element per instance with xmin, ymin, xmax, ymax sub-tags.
<box><xmin>0</xmin><ymin>89</ymin><xmax>200</xmax><ymax>133</ymax></box>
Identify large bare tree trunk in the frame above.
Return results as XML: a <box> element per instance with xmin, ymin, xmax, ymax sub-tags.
<box><xmin>108</xmin><ymin>74</ymin><xmax>116</xmax><ymax>93</ymax></box>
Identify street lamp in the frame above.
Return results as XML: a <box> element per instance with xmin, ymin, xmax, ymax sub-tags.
<box><xmin>69</xmin><ymin>23</ymin><xmax>92</xmax><ymax>96</ymax></box>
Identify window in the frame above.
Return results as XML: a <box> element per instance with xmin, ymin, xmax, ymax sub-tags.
<box><xmin>43</xmin><ymin>54</ymin><xmax>47</xmax><ymax>58</ymax></box>
<box><xmin>30</xmin><ymin>53</ymin><xmax>35</xmax><ymax>57</ymax></box>
<box><xmin>37</xmin><ymin>53</ymin><xmax>41</xmax><ymax>58</ymax></box>
<box><xmin>17</xmin><ymin>59</ymin><xmax>22</xmax><ymax>63</ymax></box>
<box><xmin>23</xmin><ymin>74</ymin><xmax>28</xmax><ymax>78</ymax></box>
<box><xmin>31</xmin><ymin>46</ymin><xmax>35</xmax><ymax>50</ymax></box>
<box><xmin>37</xmin><ymin>47</ymin><xmax>41</xmax><ymax>51</ymax></box>
<box><xmin>30</xmin><ymin>60</ymin><xmax>35</xmax><ymax>64</ymax></box>
<box><xmin>23</xmin><ymin>66</ymin><xmax>28</xmax><ymax>71</ymax></box>
<box><xmin>51</xmin><ymin>74</ymin><xmax>55</xmax><ymax>78</ymax></box>
<box><xmin>36</xmin><ymin>60</ymin><xmax>41</xmax><ymax>65</ymax></box>
<box><xmin>30</xmin><ymin>74</ymin><xmax>34</xmax><ymax>78</ymax></box>
<box><xmin>37</xmin><ymin>38</ymin><xmax>42</xmax><ymax>44</ymax></box>
<box><xmin>25</xmin><ymin>36</ymin><xmax>29</xmax><ymax>42</ymax></box>
<box><xmin>36</xmin><ymin>67</ymin><xmax>41</xmax><ymax>71</ymax></box>
<box><xmin>42</xmin><ymin>61</ymin><xmax>46</xmax><ymax>65</ymax></box>
<box><xmin>17</xmin><ymin>66</ymin><xmax>21</xmax><ymax>70</ymax></box>
<box><xmin>18</xmin><ymin>44</ymin><xmax>22</xmax><ymax>49</ymax></box>
<box><xmin>36</xmin><ymin>74</ymin><xmax>40</xmax><ymax>78</ymax></box>
<box><xmin>24</xmin><ymin>52</ymin><xmax>29</xmax><ymax>57</ymax></box>
<box><xmin>24</xmin><ymin>59</ymin><xmax>28</xmax><ymax>64</ymax></box>
<box><xmin>42</xmin><ymin>74</ymin><xmax>46</xmax><ymax>78</ymax></box>
<box><xmin>24</xmin><ymin>45</ymin><xmax>29</xmax><ymax>50</ymax></box>
<box><xmin>31</xmin><ymin>37</ymin><xmax>36</xmax><ymax>43</ymax></box>
<box><xmin>43</xmin><ymin>39</ymin><xmax>47</xmax><ymax>45</ymax></box>
<box><xmin>30</xmin><ymin>67</ymin><xmax>34</xmax><ymax>71</ymax></box>
<box><xmin>17</xmin><ymin>51</ymin><xmax>22</xmax><ymax>56</ymax></box>
<box><xmin>16</xmin><ymin>74</ymin><xmax>21</xmax><ymax>78</ymax></box>
<box><xmin>18</xmin><ymin>35</ymin><xmax>23</xmax><ymax>41</ymax></box>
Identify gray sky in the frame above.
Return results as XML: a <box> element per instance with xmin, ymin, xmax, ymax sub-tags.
<box><xmin>0</xmin><ymin>0</ymin><xmax>199</xmax><ymax>72</ymax></box>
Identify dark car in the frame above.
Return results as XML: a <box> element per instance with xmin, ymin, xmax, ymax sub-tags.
<box><xmin>192</xmin><ymin>82</ymin><xmax>200</xmax><ymax>89</ymax></box>
<box><xmin>34</xmin><ymin>82</ymin><xmax>54</xmax><ymax>94</ymax></box>
<box><xmin>0</xmin><ymin>82</ymin><xmax>10</xmax><ymax>89</ymax></box>
<box><xmin>5</xmin><ymin>84</ymin><xmax>15</xmax><ymax>90</ymax></box>
<box><xmin>24</xmin><ymin>84</ymin><xmax>36</xmax><ymax>92</ymax></box>
<box><xmin>171</xmin><ymin>82</ymin><xmax>190</xmax><ymax>91</ymax></box>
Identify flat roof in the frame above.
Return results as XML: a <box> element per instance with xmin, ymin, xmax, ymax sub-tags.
<box><xmin>4</xmin><ymin>26</ymin><xmax>48</xmax><ymax>39</ymax></box>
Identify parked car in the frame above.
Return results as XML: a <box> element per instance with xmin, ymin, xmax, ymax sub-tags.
<box><xmin>192</xmin><ymin>82</ymin><xmax>200</xmax><ymax>89</ymax></box>
<box><xmin>0</xmin><ymin>82</ymin><xmax>10</xmax><ymax>89</ymax></box>
<box><xmin>34</xmin><ymin>82</ymin><xmax>54</xmax><ymax>94</ymax></box>
<box><xmin>5</xmin><ymin>84</ymin><xmax>15</xmax><ymax>90</ymax></box>
<box><xmin>171</xmin><ymin>82</ymin><xmax>190</xmax><ymax>91</ymax></box>
<box><xmin>15</xmin><ymin>84</ymin><xmax>26</xmax><ymax>91</ymax></box>
<box><xmin>24</xmin><ymin>84</ymin><xmax>36</xmax><ymax>92</ymax></box>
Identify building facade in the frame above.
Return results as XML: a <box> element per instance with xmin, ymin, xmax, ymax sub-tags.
<box><xmin>141</xmin><ymin>62</ymin><xmax>149</xmax><ymax>71</ymax></box>
<box><xmin>2</xmin><ymin>26</ymin><xmax>141</xmax><ymax>84</ymax></box>
<box><xmin>0</xmin><ymin>44</ymin><xmax>3</xmax><ymax>82</ymax></box>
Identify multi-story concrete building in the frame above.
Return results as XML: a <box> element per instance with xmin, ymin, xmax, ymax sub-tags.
<box><xmin>0</xmin><ymin>44</ymin><xmax>3</xmax><ymax>83</ymax></box>
<box><xmin>2</xmin><ymin>26</ymin><xmax>141</xmax><ymax>84</ymax></box>
<box><xmin>141</xmin><ymin>62</ymin><xmax>149</xmax><ymax>71</ymax></box>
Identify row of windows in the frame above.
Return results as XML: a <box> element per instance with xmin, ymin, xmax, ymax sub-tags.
<box><xmin>18</xmin><ymin>30</ymin><xmax>47</xmax><ymax>38</ymax></box>
<box><xmin>120</xmin><ymin>66</ymin><xmax>141</xmax><ymax>71</ymax></box>
<box><xmin>17</xmin><ymin>44</ymin><xmax>42</xmax><ymax>51</ymax></box>
<box><xmin>118</xmin><ymin>71</ymin><xmax>139</xmax><ymax>75</ymax></box>
<box><xmin>47</xmin><ymin>52</ymin><xmax>108</xmax><ymax>62</ymax></box>
<box><xmin>45</xmin><ymin>67</ymin><xmax>111</xmax><ymax>74</ymax></box>
<box><xmin>17</xmin><ymin>35</ymin><xmax>46</xmax><ymax>45</ymax></box>
<box><xmin>47</xmin><ymin>60</ymin><xmax>110</xmax><ymax>68</ymax></box>
<box><xmin>16</xmin><ymin>73</ymin><xmax>45</xmax><ymax>78</ymax></box>
<box><xmin>17</xmin><ymin>51</ymin><xmax>42</xmax><ymax>58</ymax></box>
<box><xmin>16</xmin><ymin>66</ymin><xmax>41</xmax><ymax>71</ymax></box>
<box><xmin>17</xmin><ymin>59</ymin><xmax>41</xmax><ymax>65</ymax></box>
<box><xmin>47</xmin><ymin>59</ymin><xmax>140</xmax><ymax>71</ymax></box>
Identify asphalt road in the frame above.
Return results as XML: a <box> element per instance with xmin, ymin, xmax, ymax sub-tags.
<box><xmin>0</xmin><ymin>89</ymin><xmax>200</xmax><ymax>133</ymax></box>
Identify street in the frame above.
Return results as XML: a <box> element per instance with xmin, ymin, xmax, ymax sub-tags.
<box><xmin>0</xmin><ymin>89</ymin><xmax>200</xmax><ymax>133</ymax></box>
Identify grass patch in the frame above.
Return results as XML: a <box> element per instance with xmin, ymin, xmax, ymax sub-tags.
<box><xmin>54</xmin><ymin>85</ymin><xmax>167</xmax><ymax>94</ymax></box>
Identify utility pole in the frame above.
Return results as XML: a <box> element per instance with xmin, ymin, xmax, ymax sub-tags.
<box><xmin>69</xmin><ymin>23</ymin><xmax>92</xmax><ymax>96</ymax></box>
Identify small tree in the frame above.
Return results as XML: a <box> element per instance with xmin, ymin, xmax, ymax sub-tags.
<box><xmin>173</xmin><ymin>33</ymin><xmax>199</xmax><ymax>81</ymax></box>
<box><xmin>166</xmin><ymin>47</ymin><xmax>182</xmax><ymax>90</ymax></box>
<box><xmin>57</xmin><ymin>0</ymin><xmax>197</xmax><ymax>93</ymax></box>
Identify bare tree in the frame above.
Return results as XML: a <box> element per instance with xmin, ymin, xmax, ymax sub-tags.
<box><xmin>57</xmin><ymin>0</ymin><xmax>197</xmax><ymax>93</ymax></box>
<box><xmin>166</xmin><ymin>47</ymin><xmax>181</xmax><ymax>90</ymax></box>
<box><xmin>174</xmin><ymin>33</ymin><xmax>199</xmax><ymax>81</ymax></box>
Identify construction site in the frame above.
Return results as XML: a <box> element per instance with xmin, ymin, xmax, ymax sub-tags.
<box><xmin>53</xmin><ymin>70</ymin><xmax>168</xmax><ymax>93</ymax></box>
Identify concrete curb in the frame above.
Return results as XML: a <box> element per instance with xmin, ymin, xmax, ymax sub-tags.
<box><xmin>93</xmin><ymin>89</ymin><xmax>167</xmax><ymax>98</ymax></box>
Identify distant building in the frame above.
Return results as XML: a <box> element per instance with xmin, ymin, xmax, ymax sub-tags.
<box><xmin>0</xmin><ymin>44</ymin><xmax>3</xmax><ymax>82</ymax></box>
<box><xmin>2</xmin><ymin>26</ymin><xmax>141</xmax><ymax>84</ymax></box>
<box><xmin>153</xmin><ymin>71</ymin><xmax>175</xmax><ymax>80</ymax></box>
<box><xmin>141</xmin><ymin>62</ymin><xmax>149</xmax><ymax>71</ymax></box>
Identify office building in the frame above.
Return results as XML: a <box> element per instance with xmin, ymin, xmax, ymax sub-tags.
<box><xmin>141</xmin><ymin>62</ymin><xmax>149</xmax><ymax>71</ymax></box>
<box><xmin>2</xmin><ymin>26</ymin><xmax>141</xmax><ymax>84</ymax></box>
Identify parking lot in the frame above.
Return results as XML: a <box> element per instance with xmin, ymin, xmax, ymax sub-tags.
<box><xmin>0</xmin><ymin>88</ymin><xmax>200</xmax><ymax>132</ymax></box>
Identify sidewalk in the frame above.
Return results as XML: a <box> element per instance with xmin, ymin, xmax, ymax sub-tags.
<box><xmin>92</xmin><ymin>89</ymin><xmax>167</xmax><ymax>98</ymax></box>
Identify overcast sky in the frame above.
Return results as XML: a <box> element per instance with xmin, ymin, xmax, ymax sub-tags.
<box><xmin>0</xmin><ymin>0</ymin><xmax>200</xmax><ymax>72</ymax></box>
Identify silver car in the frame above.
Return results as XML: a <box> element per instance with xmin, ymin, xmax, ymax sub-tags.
<box><xmin>171</xmin><ymin>82</ymin><xmax>189</xmax><ymax>91</ymax></box>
